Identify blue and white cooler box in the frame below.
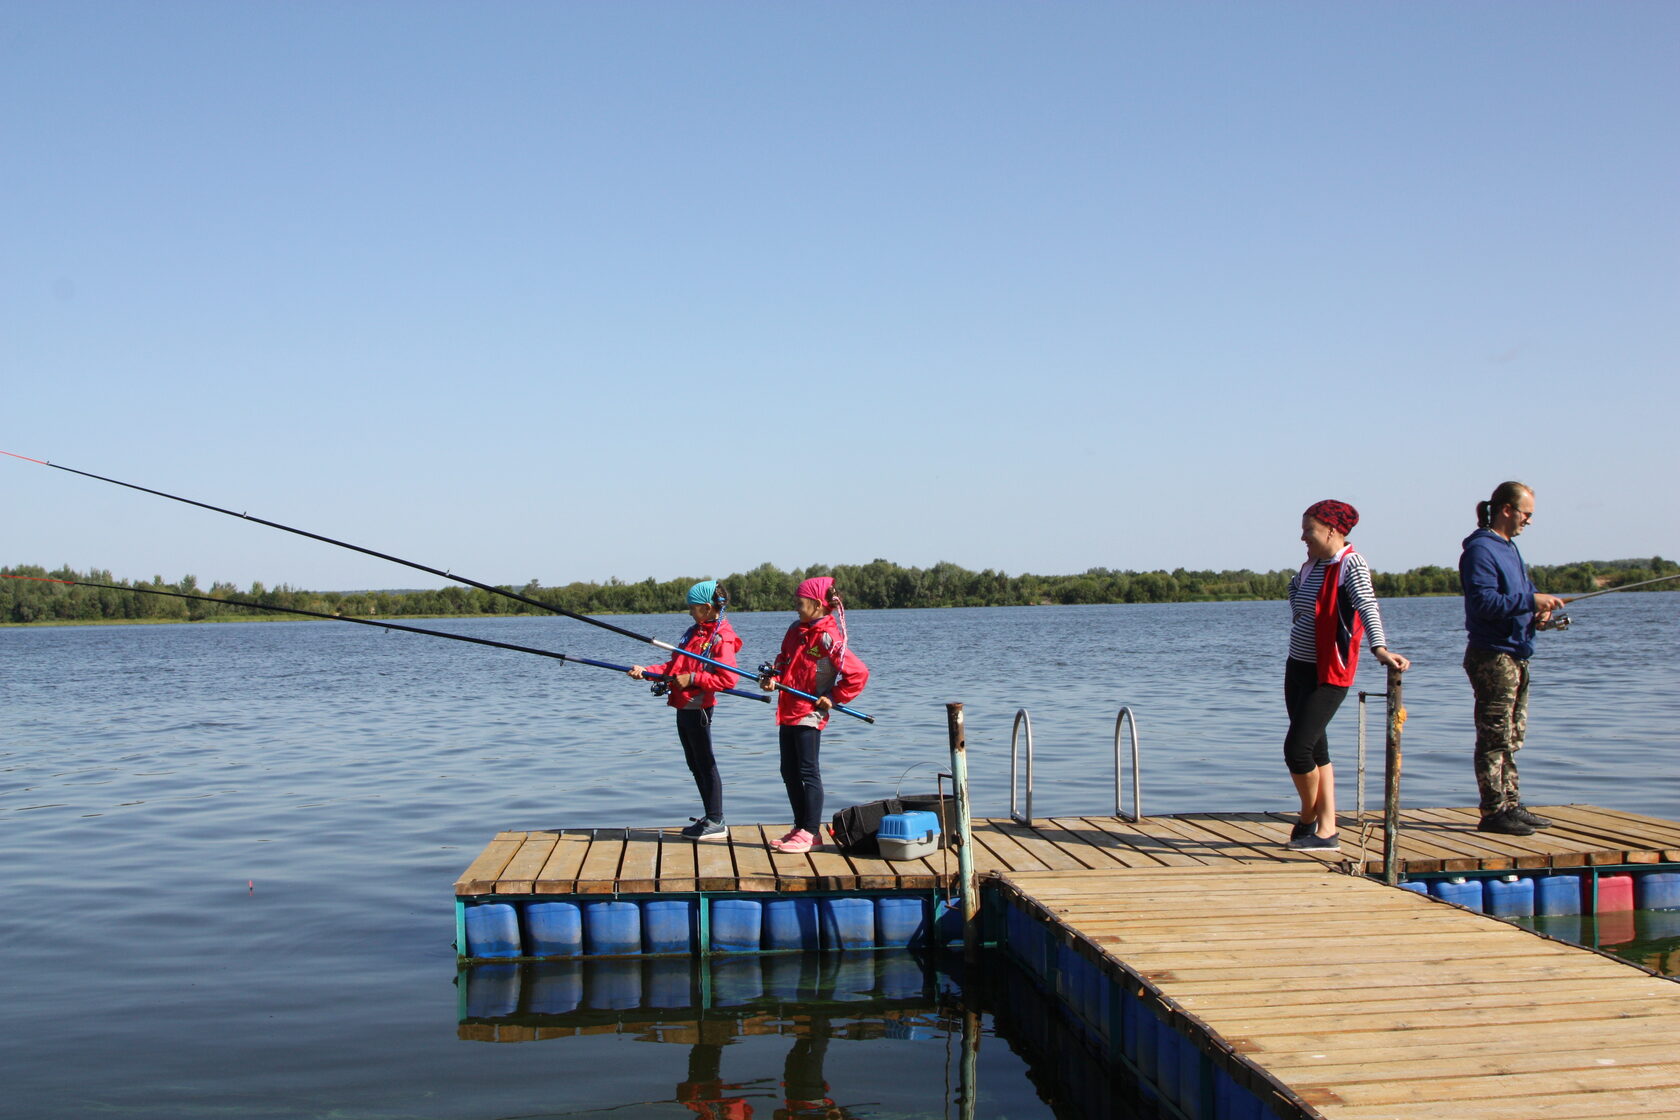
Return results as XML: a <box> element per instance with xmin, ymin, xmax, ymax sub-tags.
<box><xmin>878</xmin><ymin>811</ymin><xmax>941</xmax><ymax>860</ymax></box>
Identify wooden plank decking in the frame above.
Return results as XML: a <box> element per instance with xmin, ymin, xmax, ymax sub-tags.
<box><xmin>454</xmin><ymin>804</ymin><xmax>1680</xmax><ymax>896</ymax></box>
<box><xmin>995</xmin><ymin>864</ymin><xmax>1680</xmax><ymax>1119</ymax></box>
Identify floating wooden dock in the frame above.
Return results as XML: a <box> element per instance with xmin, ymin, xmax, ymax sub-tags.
<box><xmin>996</xmin><ymin>864</ymin><xmax>1680</xmax><ymax>1119</ymax></box>
<box><xmin>454</xmin><ymin>804</ymin><xmax>1680</xmax><ymax>895</ymax></box>
<box><xmin>455</xmin><ymin>805</ymin><xmax>1680</xmax><ymax>1118</ymax></box>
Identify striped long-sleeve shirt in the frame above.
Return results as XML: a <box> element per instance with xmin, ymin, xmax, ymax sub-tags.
<box><xmin>1287</xmin><ymin>549</ymin><xmax>1389</xmax><ymax>664</ymax></box>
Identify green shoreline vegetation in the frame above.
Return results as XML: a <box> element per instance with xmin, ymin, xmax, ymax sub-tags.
<box><xmin>5</xmin><ymin>557</ymin><xmax>1676</xmax><ymax>626</ymax></box>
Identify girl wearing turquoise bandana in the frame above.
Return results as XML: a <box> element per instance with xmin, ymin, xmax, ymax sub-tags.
<box><xmin>629</xmin><ymin>581</ymin><xmax>742</xmax><ymax>839</ymax></box>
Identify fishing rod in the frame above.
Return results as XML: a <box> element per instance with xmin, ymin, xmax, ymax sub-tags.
<box><xmin>0</xmin><ymin>573</ymin><xmax>770</xmax><ymax>704</ymax></box>
<box><xmin>1</xmin><ymin>449</ymin><xmax>874</xmax><ymax>722</ymax></box>
<box><xmin>1543</xmin><ymin>572</ymin><xmax>1680</xmax><ymax>631</ymax></box>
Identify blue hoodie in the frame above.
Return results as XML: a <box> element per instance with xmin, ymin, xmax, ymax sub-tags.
<box><xmin>1459</xmin><ymin>528</ymin><xmax>1539</xmax><ymax>658</ymax></box>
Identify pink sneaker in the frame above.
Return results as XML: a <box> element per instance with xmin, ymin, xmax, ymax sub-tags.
<box><xmin>771</xmin><ymin>829</ymin><xmax>816</xmax><ymax>854</ymax></box>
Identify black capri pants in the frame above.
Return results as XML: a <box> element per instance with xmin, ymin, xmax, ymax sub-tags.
<box><xmin>1283</xmin><ymin>658</ymin><xmax>1349</xmax><ymax>775</ymax></box>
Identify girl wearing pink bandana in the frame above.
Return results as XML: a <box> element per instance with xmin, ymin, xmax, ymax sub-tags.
<box><xmin>759</xmin><ymin>576</ymin><xmax>870</xmax><ymax>854</ymax></box>
<box><xmin>1283</xmin><ymin>501</ymin><xmax>1410</xmax><ymax>851</ymax></box>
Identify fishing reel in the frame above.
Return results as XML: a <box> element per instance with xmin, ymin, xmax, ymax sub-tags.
<box><xmin>1538</xmin><ymin>613</ymin><xmax>1571</xmax><ymax>632</ymax></box>
<box><xmin>649</xmin><ymin>679</ymin><xmax>671</xmax><ymax>697</ymax></box>
<box><xmin>756</xmin><ymin>660</ymin><xmax>780</xmax><ymax>688</ymax></box>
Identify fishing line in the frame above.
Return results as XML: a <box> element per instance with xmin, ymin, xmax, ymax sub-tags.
<box><xmin>0</xmin><ymin>573</ymin><xmax>770</xmax><ymax>704</ymax></box>
<box><xmin>2</xmin><ymin>449</ymin><xmax>873</xmax><ymax>721</ymax></box>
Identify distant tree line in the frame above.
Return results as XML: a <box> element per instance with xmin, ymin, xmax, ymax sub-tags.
<box><xmin>4</xmin><ymin>556</ymin><xmax>1677</xmax><ymax>625</ymax></box>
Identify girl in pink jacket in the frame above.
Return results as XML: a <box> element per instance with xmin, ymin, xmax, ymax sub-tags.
<box><xmin>630</xmin><ymin>580</ymin><xmax>741</xmax><ymax>839</ymax></box>
<box><xmin>759</xmin><ymin>576</ymin><xmax>869</xmax><ymax>854</ymax></box>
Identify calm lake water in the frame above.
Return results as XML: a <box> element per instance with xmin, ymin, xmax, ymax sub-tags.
<box><xmin>4</xmin><ymin>594</ymin><xmax>1677</xmax><ymax>1118</ymax></box>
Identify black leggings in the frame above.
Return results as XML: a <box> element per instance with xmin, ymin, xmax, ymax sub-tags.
<box><xmin>676</xmin><ymin>707</ymin><xmax>723</xmax><ymax>821</ymax></box>
<box><xmin>778</xmin><ymin>724</ymin><xmax>823</xmax><ymax>833</ymax></box>
<box><xmin>1283</xmin><ymin>658</ymin><xmax>1348</xmax><ymax>775</ymax></box>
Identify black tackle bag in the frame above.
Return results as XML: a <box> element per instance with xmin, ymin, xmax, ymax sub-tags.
<box><xmin>829</xmin><ymin>793</ymin><xmax>955</xmax><ymax>855</ymax></box>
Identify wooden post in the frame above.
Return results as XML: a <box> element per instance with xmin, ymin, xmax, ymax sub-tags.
<box><xmin>947</xmin><ymin>702</ymin><xmax>980</xmax><ymax>963</ymax></box>
<box><xmin>1382</xmin><ymin>665</ymin><xmax>1405</xmax><ymax>885</ymax></box>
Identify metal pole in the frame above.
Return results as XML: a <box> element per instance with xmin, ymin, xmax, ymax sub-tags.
<box><xmin>1356</xmin><ymin>692</ymin><xmax>1368</xmax><ymax>822</ymax></box>
<box><xmin>1382</xmin><ymin>666</ymin><xmax>1405</xmax><ymax>886</ymax></box>
<box><xmin>947</xmin><ymin>702</ymin><xmax>979</xmax><ymax>964</ymax></box>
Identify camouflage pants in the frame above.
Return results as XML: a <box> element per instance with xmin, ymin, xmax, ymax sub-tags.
<box><xmin>1464</xmin><ymin>647</ymin><xmax>1530</xmax><ymax>815</ymax></box>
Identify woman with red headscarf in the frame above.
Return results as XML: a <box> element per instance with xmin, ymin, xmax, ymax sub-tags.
<box><xmin>758</xmin><ymin>576</ymin><xmax>869</xmax><ymax>854</ymax></box>
<box><xmin>1283</xmin><ymin>500</ymin><xmax>1410</xmax><ymax>851</ymax></box>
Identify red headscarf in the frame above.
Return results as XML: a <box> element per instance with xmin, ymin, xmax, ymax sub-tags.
<box><xmin>796</xmin><ymin>576</ymin><xmax>835</xmax><ymax>604</ymax></box>
<box><xmin>1304</xmin><ymin>499</ymin><xmax>1358</xmax><ymax>535</ymax></box>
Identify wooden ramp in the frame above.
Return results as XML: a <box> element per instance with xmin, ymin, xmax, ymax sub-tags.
<box><xmin>995</xmin><ymin>864</ymin><xmax>1680</xmax><ymax>1119</ymax></box>
<box><xmin>454</xmin><ymin>804</ymin><xmax>1680</xmax><ymax>896</ymax></box>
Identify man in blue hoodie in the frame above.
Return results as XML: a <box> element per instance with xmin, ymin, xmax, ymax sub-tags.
<box><xmin>1460</xmin><ymin>482</ymin><xmax>1567</xmax><ymax>836</ymax></box>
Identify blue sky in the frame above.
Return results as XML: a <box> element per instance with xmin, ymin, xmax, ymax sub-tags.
<box><xmin>5</xmin><ymin>2</ymin><xmax>1676</xmax><ymax>591</ymax></box>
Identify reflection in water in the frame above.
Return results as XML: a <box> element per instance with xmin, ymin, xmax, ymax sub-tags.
<box><xmin>457</xmin><ymin>950</ymin><xmax>1231</xmax><ymax>1120</ymax></box>
<box><xmin>461</xmin><ymin>952</ymin><xmax>965</xmax><ymax>1118</ymax></box>
<box><xmin>1521</xmin><ymin>908</ymin><xmax>1680</xmax><ymax>977</ymax></box>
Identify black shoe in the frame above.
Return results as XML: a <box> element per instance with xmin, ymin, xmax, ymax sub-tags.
<box><xmin>1477</xmin><ymin>809</ymin><xmax>1535</xmax><ymax>836</ymax></box>
<box><xmin>1511</xmin><ymin>804</ymin><xmax>1552</xmax><ymax>829</ymax></box>
<box><xmin>1287</xmin><ymin>832</ymin><xmax>1340</xmax><ymax>851</ymax></box>
<box><xmin>680</xmin><ymin>817</ymin><xmax>727</xmax><ymax>839</ymax></box>
<box><xmin>1289</xmin><ymin>818</ymin><xmax>1315</xmax><ymax>842</ymax></box>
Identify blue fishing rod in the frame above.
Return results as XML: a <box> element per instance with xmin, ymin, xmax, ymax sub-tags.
<box><xmin>0</xmin><ymin>573</ymin><xmax>771</xmax><ymax>704</ymax></box>
<box><xmin>2</xmin><ymin>449</ymin><xmax>874</xmax><ymax>722</ymax></box>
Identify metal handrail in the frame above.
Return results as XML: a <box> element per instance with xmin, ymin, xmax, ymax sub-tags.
<box><xmin>1114</xmin><ymin>707</ymin><xmax>1141</xmax><ymax>821</ymax></box>
<box><xmin>1009</xmin><ymin>708</ymin><xmax>1034</xmax><ymax>825</ymax></box>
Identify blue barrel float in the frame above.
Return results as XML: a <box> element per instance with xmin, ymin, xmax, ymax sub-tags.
<box><xmin>1638</xmin><ymin>871</ymin><xmax>1680</xmax><ymax>910</ymax></box>
<box><xmin>875</xmin><ymin>896</ymin><xmax>928</xmax><ymax>948</ymax></box>
<box><xmin>642</xmin><ymin>899</ymin><xmax>696</xmax><ymax>954</ymax></box>
<box><xmin>525</xmin><ymin>901</ymin><xmax>583</xmax><ymax>957</ymax></box>
<box><xmin>1486</xmin><ymin>875</ymin><xmax>1535</xmax><ymax>917</ymax></box>
<box><xmin>820</xmin><ymin>897</ymin><xmax>876</xmax><ymax>950</ymax></box>
<box><xmin>464</xmin><ymin>902</ymin><xmax>522</xmax><ymax>959</ymax></box>
<box><xmin>1430</xmin><ymin>876</ymin><xmax>1484</xmax><ymax>912</ymax></box>
<box><xmin>709</xmin><ymin>898</ymin><xmax>763</xmax><ymax>953</ymax></box>
<box><xmin>583</xmin><ymin>900</ymin><xmax>641</xmax><ymax>956</ymax></box>
<box><xmin>763</xmin><ymin>897</ymin><xmax>821</xmax><ymax>951</ymax></box>
<box><xmin>1537</xmin><ymin>874</ymin><xmax>1582</xmax><ymax>916</ymax></box>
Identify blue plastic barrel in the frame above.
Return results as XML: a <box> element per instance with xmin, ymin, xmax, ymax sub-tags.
<box><xmin>711</xmin><ymin>955</ymin><xmax>765</xmax><ymax>1006</ymax></box>
<box><xmin>1486</xmin><ymin>875</ymin><xmax>1535</xmax><ymax>917</ymax></box>
<box><xmin>1174</xmin><ymin>1031</ymin><xmax>1205</xmax><ymax>1116</ymax></box>
<box><xmin>1430</xmin><ymin>877</ymin><xmax>1484</xmax><ymax>912</ymax></box>
<box><xmin>1135</xmin><ymin>1007</ymin><xmax>1159</xmax><ymax>1083</ymax></box>
<box><xmin>709</xmin><ymin>899</ymin><xmax>763</xmax><ymax>953</ymax></box>
<box><xmin>524</xmin><ymin>901</ymin><xmax>583</xmax><ymax>957</ymax></box>
<box><xmin>820</xmin><ymin>897</ymin><xmax>877</xmax><ymax>950</ymax></box>
<box><xmin>465</xmin><ymin>902</ymin><xmax>523</xmax><ymax>959</ymax></box>
<box><xmin>763</xmin><ymin>897</ymin><xmax>821</xmax><ymax>951</ymax></box>
<box><xmin>642</xmin><ymin>899</ymin><xmax>696</xmax><ymax>954</ymax></box>
<box><xmin>463</xmin><ymin>962</ymin><xmax>520</xmax><ymax>1018</ymax></box>
<box><xmin>644</xmin><ymin>957</ymin><xmax>695</xmax><ymax>1008</ymax></box>
<box><xmin>876</xmin><ymin>896</ymin><xmax>929</xmax><ymax>948</ymax></box>
<box><xmin>1398</xmin><ymin>881</ymin><xmax>1429</xmax><ymax>895</ymax></box>
<box><xmin>1537</xmin><ymin>874</ymin><xmax>1582</xmax><ymax>916</ymax></box>
<box><xmin>1213</xmin><ymin>1067</ymin><xmax>1264</xmax><ymax>1120</ymax></box>
<box><xmin>1637</xmin><ymin>871</ymin><xmax>1680</xmax><ymax>910</ymax></box>
<box><xmin>934</xmin><ymin>897</ymin><xmax>964</xmax><ymax>948</ymax></box>
<box><xmin>583</xmin><ymin>900</ymin><xmax>642</xmax><ymax>956</ymax></box>
<box><xmin>528</xmin><ymin>960</ymin><xmax>583</xmax><ymax>1015</ymax></box>
<box><xmin>585</xmin><ymin>958</ymin><xmax>642</xmax><ymax>1009</ymax></box>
